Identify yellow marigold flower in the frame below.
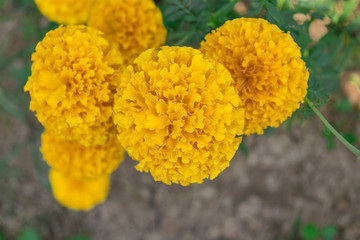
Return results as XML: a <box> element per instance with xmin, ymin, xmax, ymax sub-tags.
<box><xmin>200</xmin><ymin>18</ymin><xmax>309</xmax><ymax>135</ymax></box>
<box><xmin>34</xmin><ymin>0</ymin><xmax>99</xmax><ymax>25</ymax></box>
<box><xmin>49</xmin><ymin>169</ymin><xmax>110</xmax><ymax>211</ymax></box>
<box><xmin>41</xmin><ymin>130</ymin><xmax>125</xmax><ymax>180</ymax></box>
<box><xmin>25</xmin><ymin>25</ymin><xmax>124</xmax><ymax>146</ymax></box>
<box><xmin>88</xmin><ymin>0</ymin><xmax>167</xmax><ymax>66</ymax></box>
<box><xmin>113</xmin><ymin>46</ymin><xmax>245</xmax><ymax>186</ymax></box>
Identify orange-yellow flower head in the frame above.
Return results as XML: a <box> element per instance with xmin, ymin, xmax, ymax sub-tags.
<box><xmin>49</xmin><ymin>169</ymin><xmax>110</xmax><ymax>211</ymax></box>
<box><xmin>200</xmin><ymin>18</ymin><xmax>309</xmax><ymax>135</ymax></box>
<box><xmin>41</xmin><ymin>130</ymin><xmax>125</xmax><ymax>180</ymax></box>
<box><xmin>34</xmin><ymin>0</ymin><xmax>99</xmax><ymax>25</ymax></box>
<box><xmin>25</xmin><ymin>25</ymin><xmax>124</xmax><ymax>146</ymax></box>
<box><xmin>88</xmin><ymin>0</ymin><xmax>167</xmax><ymax>66</ymax></box>
<box><xmin>113</xmin><ymin>46</ymin><xmax>245</xmax><ymax>186</ymax></box>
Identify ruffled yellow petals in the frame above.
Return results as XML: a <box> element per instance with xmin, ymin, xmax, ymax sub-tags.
<box><xmin>200</xmin><ymin>18</ymin><xmax>309</xmax><ymax>135</ymax></box>
<box><xmin>41</xmin><ymin>130</ymin><xmax>125</xmax><ymax>180</ymax></box>
<box><xmin>34</xmin><ymin>0</ymin><xmax>99</xmax><ymax>25</ymax></box>
<box><xmin>88</xmin><ymin>0</ymin><xmax>167</xmax><ymax>66</ymax></box>
<box><xmin>25</xmin><ymin>25</ymin><xmax>124</xmax><ymax>146</ymax></box>
<box><xmin>49</xmin><ymin>169</ymin><xmax>109</xmax><ymax>211</ymax></box>
<box><xmin>113</xmin><ymin>46</ymin><xmax>245</xmax><ymax>186</ymax></box>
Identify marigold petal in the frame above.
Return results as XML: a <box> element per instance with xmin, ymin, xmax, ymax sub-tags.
<box><xmin>113</xmin><ymin>46</ymin><xmax>245</xmax><ymax>186</ymax></box>
<box><xmin>49</xmin><ymin>169</ymin><xmax>109</xmax><ymax>211</ymax></box>
<box><xmin>200</xmin><ymin>18</ymin><xmax>309</xmax><ymax>135</ymax></box>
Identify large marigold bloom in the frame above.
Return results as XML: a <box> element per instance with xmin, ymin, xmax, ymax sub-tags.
<box><xmin>41</xmin><ymin>130</ymin><xmax>125</xmax><ymax>180</ymax></box>
<box><xmin>88</xmin><ymin>0</ymin><xmax>167</xmax><ymax>66</ymax></box>
<box><xmin>200</xmin><ymin>18</ymin><xmax>309</xmax><ymax>135</ymax></box>
<box><xmin>113</xmin><ymin>46</ymin><xmax>245</xmax><ymax>186</ymax></box>
<box><xmin>35</xmin><ymin>0</ymin><xmax>98</xmax><ymax>25</ymax></box>
<box><xmin>49</xmin><ymin>169</ymin><xmax>110</xmax><ymax>211</ymax></box>
<box><xmin>25</xmin><ymin>25</ymin><xmax>124</xmax><ymax>146</ymax></box>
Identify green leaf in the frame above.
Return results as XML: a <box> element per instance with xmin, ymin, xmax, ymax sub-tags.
<box><xmin>17</xmin><ymin>228</ymin><xmax>41</xmax><ymax>240</ymax></box>
<box><xmin>339</xmin><ymin>0</ymin><xmax>358</xmax><ymax>23</ymax></box>
<box><xmin>343</xmin><ymin>132</ymin><xmax>357</xmax><ymax>144</ymax></box>
<box><xmin>322</xmin><ymin>225</ymin><xmax>337</xmax><ymax>240</ymax></box>
<box><xmin>165</xmin><ymin>10</ymin><xmax>184</xmax><ymax>22</ymax></box>
<box><xmin>238</xmin><ymin>141</ymin><xmax>249</xmax><ymax>158</ymax></box>
<box><xmin>68</xmin><ymin>235</ymin><xmax>91</xmax><ymax>240</ymax></box>
<box><xmin>345</xmin><ymin>14</ymin><xmax>360</xmax><ymax>32</ymax></box>
<box><xmin>289</xmin><ymin>209</ymin><xmax>302</xmax><ymax>240</ymax></box>
<box><xmin>301</xmin><ymin>223</ymin><xmax>321</xmax><ymax>240</ymax></box>
<box><xmin>0</xmin><ymin>232</ymin><xmax>6</xmax><ymax>240</ymax></box>
<box><xmin>277</xmin><ymin>0</ymin><xmax>286</xmax><ymax>10</ymax></box>
<box><xmin>335</xmin><ymin>98</ymin><xmax>352</xmax><ymax>113</ymax></box>
<box><xmin>255</xmin><ymin>0</ymin><xmax>265</xmax><ymax>14</ymax></box>
<box><xmin>164</xmin><ymin>5</ymin><xmax>180</xmax><ymax>16</ymax></box>
<box><xmin>322</xmin><ymin>127</ymin><xmax>336</xmax><ymax>150</ymax></box>
<box><xmin>265</xmin><ymin>1</ymin><xmax>282</xmax><ymax>23</ymax></box>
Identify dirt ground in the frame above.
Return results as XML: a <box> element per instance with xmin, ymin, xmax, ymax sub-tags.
<box><xmin>1</xmin><ymin>114</ymin><xmax>360</xmax><ymax>240</ymax></box>
<box><xmin>1</xmin><ymin>2</ymin><xmax>360</xmax><ymax>239</ymax></box>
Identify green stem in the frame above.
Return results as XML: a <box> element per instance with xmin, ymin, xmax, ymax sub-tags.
<box><xmin>305</xmin><ymin>97</ymin><xmax>360</xmax><ymax>159</ymax></box>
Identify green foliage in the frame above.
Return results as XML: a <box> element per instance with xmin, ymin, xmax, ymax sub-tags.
<box><xmin>0</xmin><ymin>228</ymin><xmax>90</xmax><ymax>240</ymax></box>
<box><xmin>322</xmin><ymin>126</ymin><xmax>336</xmax><ymax>150</ymax></box>
<box><xmin>302</xmin><ymin>223</ymin><xmax>321</xmax><ymax>240</ymax></box>
<box><xmin>161</xmin><ymin>0</ymin><xmax>239</xmax><ymax>46</ymax></box>
<box><xmin>67</xmin><ymin>235</ymin><xmax>91</xmax><ymax>240</ymax></box>
<box><xmin>17</xmin><ymin>228</ymin><xmax>41</xmax><ymax>240</ymax></box>
<box><xmin>238</xmin><ymin>141</ymin><xmax>249</xmax><ymax>159</ymax></box>
<box><xmin>276</xmin><ymin>211</ymin><xmax>338</xmax><ymax>240</ymax></box>
<box><xmin>335</xmin><ymin>97</ymin><xmax>353</xmax><ymax>113</ymax></box>
<box><xmin>301</xmin><ymin>223</ymin><xmax>337</xmax><ymax>240</ymax></box>
<box><xmin>0</xmin><ymin>232</ymin><xmax>6</xmax><ymax>240</ymax></box>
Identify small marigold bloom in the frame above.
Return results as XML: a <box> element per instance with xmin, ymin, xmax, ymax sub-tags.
<box><xmin>200</xmin><ymin>18</ymin><xmax>309</xmax><ymax>135</ymax></box>
<box><xmin>25</xmin><ymin>25</ymin><xmax>124</xmax><ymax>146</ymax></box>
<box><xmin>113</xmin><ymin>46</ymin><xmax>245</xmax><ymax>186</ymax></box>
<box><xmin>88</xmin><ymin>0</ymin><xmax>167</xmax><ymax>66</ymax></box>
<box><xmin>34</xmin><ymin>0</ymin><xmax>98</xmax><ymax>25</ymax></box>
<box><xmin>41</xmin><ymin>130</ymin><xmax>125</xmax><ymax>180</ymax></box>
<box><xmin>49</xmin><ymin>169</ymin><xmax>110</xmax><ymax>211</ymax></box>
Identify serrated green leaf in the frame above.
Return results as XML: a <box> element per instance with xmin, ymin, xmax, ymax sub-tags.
<box><xmin>165</xmin><ymin>10</ymin><xmax>184</xmax><ymax>22</ymax></box>
<box><xmin>265</xmin><ymin>1</ymin><xmax>282</xmax><ymax>23</ymax></box>
<box><xmin>184</xmin><ymin>14</ymin><xmax>197</xmax><ymax>22</ymax></box>
<box><xmin>164</xmin><ymin>5</ymin><xmax>180</xmax><ymax>16</ymax></box>
<box><xmin>17</xmin><ymin>228</ymin><xmax>41</xmax><ymax>240</ymax></box>
<box><xmin>335</xmin><ymin>41</ymin><xmax>354</xmax><ymax>72</ymax></box>
<box><xmin>255</xmin><ymin>0</ymin><xmax>265</xmax><ymax>14</ymax></box>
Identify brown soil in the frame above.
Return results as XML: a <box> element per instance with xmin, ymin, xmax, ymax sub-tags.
<box><xmin>1</xmin><ymin>114</ymin><xmax>360</xmax><ymax>240</ymax></box>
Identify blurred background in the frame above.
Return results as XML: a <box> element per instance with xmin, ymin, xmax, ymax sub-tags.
<box><xmin>1</xmin><ymin>0</ymin><xmax>360</xmax><ymax>239</ymax></box>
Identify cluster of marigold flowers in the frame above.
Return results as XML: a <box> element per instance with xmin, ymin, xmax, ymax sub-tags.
<box><xmin>25</xmin><ymin>0</ymin><xmax>309</xmax><ymax>211</ymax></box>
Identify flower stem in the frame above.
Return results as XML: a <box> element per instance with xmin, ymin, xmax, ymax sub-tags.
<box><xmin>305</xmin><ymin>97</ymin><xmax>360</xmax><ymax>159</ymax></box>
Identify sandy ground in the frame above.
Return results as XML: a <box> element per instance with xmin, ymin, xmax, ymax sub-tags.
<box><xmin>1</xmin><ymin>114</ymin><xmax>360</xmax><ymax>240</ymax></box>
